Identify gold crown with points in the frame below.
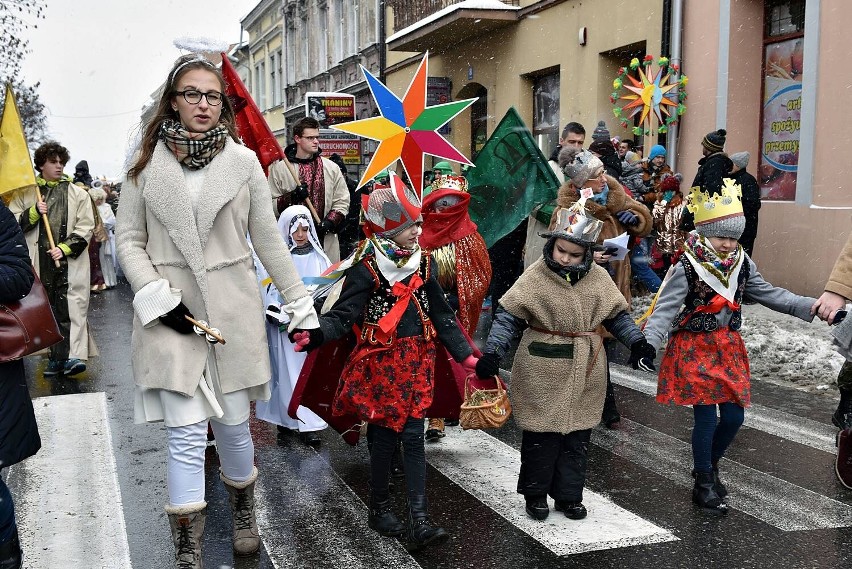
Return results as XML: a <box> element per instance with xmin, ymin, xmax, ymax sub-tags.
<box><xmin>431</xmin><ymin>174</ymin><xmax>468</xmax><ymax>193</ymax></box>
<box><xmin>686</xmin><ymin>178</ymin><xmax>744</xmax><ymax>225</ymax></box>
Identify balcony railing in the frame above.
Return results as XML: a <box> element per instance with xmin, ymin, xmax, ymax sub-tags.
<box><xmin>389</xmin><ymin>0</ymin><xmax>521</xmax><ymax>32</ymax></box>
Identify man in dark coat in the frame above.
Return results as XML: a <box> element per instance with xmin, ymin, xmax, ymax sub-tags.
<box><xmin>681</xmin><ymin>129</ymin><xmax>733</xmax><ymax>231</ymax></box>
<box><xmin>0</xmin><ymin>200</ymin><xmax>41</xmax><ymax>569</ymax></box>
<box><xmin>729</xmin><ymin>151</ymin><xmax>761</xmax><ymax>255</ymax></box>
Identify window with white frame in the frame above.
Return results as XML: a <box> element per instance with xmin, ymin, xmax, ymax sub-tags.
<box><xmin>300</xmin><ymin>16</ymin><xmax>309</xmax><ymax>78</ymax></box>
<box><xmin>286</xmin><ymin>23</ymin><xmax>296</xmax><ymax>84</ymax></box>
<box><xmin>255</xmin><ymin>61</ymin><xmax>267</xmax><ymax>110</ymax></box>
<box><xmin>318</xmin><ymin>5</ymin><xmax>328</xmax><ymax>70</ymax></box>
<box><xmin>270</xmin><ymin>52</ymin><xmax>278</xmax><ymax>107</ymax></box>
<box><xmin>346</xmin><ymin>1</ymin><xmax>357</xmax><ymax>56</ymax></box>
<box><xmin>276</xmin><ymin>49</ymin><xmax>283</xmax><ymax>102</ymax></box>
<box><xmin>334</xmin><ymin>0</ymin><xmax>344</xmax><ymax>64</ymax></box>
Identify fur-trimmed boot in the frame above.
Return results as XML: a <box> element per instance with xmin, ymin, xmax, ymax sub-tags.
<box><xmin>220</xmin><ymin>467</ymin><xmax>260</xmax><ymax>555</ymax></box>
<box><xmin>406</xmin><ymin>495</ymin><xmax>448</xmax><ymax>551</ymax></box>
<box><xmin>165</xmin><ymin>501</ymin><xmax>206</xmax><ymax>569</ymax></box>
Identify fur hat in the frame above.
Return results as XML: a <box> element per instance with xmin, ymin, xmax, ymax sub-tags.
<box><xmin>730</xmin><ymin>151</ymin><xmax>750</xmax><ymax>169</ymax></box>
<box><xmin>558</xmin><ymin>147</ymin><xmax>604</xmax><ymax>188</ymax></box>
<box><xmin>591</xmin><ymin>120</ymin><xmax>612</xmax><ymax>143</ymax></box>
<box><xmin>362</xmin><ymin>172</ymin><xmax>422</xmax><ymax>238</ymax></box>
<box><xmin>648</xmin><ymin>144</ymin><xmax>666</xmax><ymax>161</ymax></box>
<box><xmin>702</xmin><ymin>129</ymin><xmax>727</xmax><ymax>153</ymax></box>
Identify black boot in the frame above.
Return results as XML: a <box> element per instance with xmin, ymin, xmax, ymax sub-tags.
<box><xmin>601</xmin><ymin>375</ymin><xmax>620</xmax><ymax>429</ymax></box>
<box><xmin>711</xmin><ymin>461</ymin><xmax>728</xmax><ymax>499</ymax></box>
<box><xmin>554</xmin><ymin>500</ymin><xmax>588</xmax><ymax>520</ymax></box>
<box><xmin>832</xmin><ymin>389</ymin><xmax>852</xmax><ymax>430</ymax></box>
<box><xmin>406</xmin><ymin>496</ymin><xmax>448</xmax><ymax>551</ymax></box>
<box><xmin>368</xmin><ymin>495</ymin><xmax>405</xmax><ymax>537</ymax></box>
<box><xmin>692</xmin><ymin>471</ymin><xmax>728</xmax><ymax>516</ymax></box>
<box><xmin>524</xmin><ymin>495</ymin><xmax>549</xmax><ymax>521</ymax></box>
<box><xmin>0</xmin><ymin>527</ymin><xmax>22</xmax><ymax>569</ymax></box>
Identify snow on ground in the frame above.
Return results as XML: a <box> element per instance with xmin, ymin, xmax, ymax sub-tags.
<box><xmin>631</xmin><ymin>294</ymin><xmax>846</xmax><ymax>394</ymax></box>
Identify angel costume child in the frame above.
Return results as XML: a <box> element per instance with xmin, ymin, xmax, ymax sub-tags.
<box><xmin>254</xmin><ymin>205</ymin><xmax>329</xmax><ymax>448</ymax></box>
<box><xmin>642</xmin><ymin>179</ymin><xmax>816</xmax><ymax>516</ymax></box>
<box><xmin>290</xmin><ymin>172</ymin><xmax>478</xmax><ymax>551</ymax></box>
<box><xmin>476</xmin><ymin>193</ymin><xmax>656</xmax><ymax>522</ymax></box>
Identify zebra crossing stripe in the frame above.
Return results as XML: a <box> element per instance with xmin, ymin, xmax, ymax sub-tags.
<box><xmin>10</xmin><ymin>392</ymin><xmax>132</xmax><ymax>568</ymax></box>
<box><xmin>426</xmin><ymin>428</ymin><xmax>677</xmax><ymax>555</ymax></box>
<box><xmin>594</xmin><ymin>418</ymin><xmax>852</xmax><ymax>531</ymax></box>
<box><xmin>609</xmin><ymin>366</ymin><xmax>837</xmax><ymax>453</ymax></box>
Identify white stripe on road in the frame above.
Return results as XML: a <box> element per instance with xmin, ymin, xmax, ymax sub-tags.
<box><xmin>426</xmin><ymin>428</ymin><xmax>677</xmax><ymax>555</ymax></box>
<box><xmin>594</xmin><ymin>418</ymin><xmax>852</xmax><ymax>531</ymax></box>
<box><xmin>10</xmin><ymin>392</ymin><xmax>132</xmax><ymax>569</ymax></box>
<box><xmin>609</xmin><ymin>366</ymin><xmax>838</xmax><ymax>453</ymax></box>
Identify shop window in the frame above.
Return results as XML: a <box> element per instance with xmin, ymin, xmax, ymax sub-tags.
<box><xmin>759</xmin><ymin>0</ymin><xmax>805</xmax><ymax>201</ymax></box>
<box><xmin>533</xmin><ymin>72</ymin><xmax>559</xmax><ymax>156</ymax></box>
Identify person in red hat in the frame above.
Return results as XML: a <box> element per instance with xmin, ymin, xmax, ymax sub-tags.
<box><xmin>419</xmin><ymin>174</ymin><xmax>492</xmax><ymax>441</ymax></box>
<box><xmin>290</xmin><ymin>172</ymin><xmax>479</xmax><ymax>551</ymax></box>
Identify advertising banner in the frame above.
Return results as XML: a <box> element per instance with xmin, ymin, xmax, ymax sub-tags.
<box><xmin>305</xmin><ymin>92</ymin><xmax>355</xmax><ymax>128</ymax></box>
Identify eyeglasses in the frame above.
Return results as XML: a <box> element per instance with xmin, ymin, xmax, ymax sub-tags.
<box><xmin>175</xmin><ymin>89</ymin><xmax>223</xmax><ymax>106</ymax></box>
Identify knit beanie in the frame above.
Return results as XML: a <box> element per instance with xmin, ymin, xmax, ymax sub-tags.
<box><xmin>730</xmin><ymin>151</ymin><xmax>750</xmax><ymax>169</ymax></box>
<box><xmin>659</xmin><ymin>173</ymin><xmax>682</xmax><ymax>193</ymax></box>
<box><xmin>695</xmin><ymin>215</ymin><xmax>745</xmax><ymax>240</ymax></box>
<box><xmin>591</xmin><ymin>120</ymin><xmax>611</xmax><ymax>143</ymax></box>
<box><xmin>558</xmin><ymin>147</ymin><xmax>604</xmax><ymax>188</ymax></box>
<box><xmin>702</xmin><ymin>129</ymin><xmax>727</xmax><ymax>153</ymax></box>
<box><xmin>648</xmin><ymin>144</ymin><xmax>666</xmax><ymax>161</ymax></box>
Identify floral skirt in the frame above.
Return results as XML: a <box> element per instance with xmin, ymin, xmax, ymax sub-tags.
<box><xmin>657</xmin><ymin>327</ymin><xmax>751</xmax><ymax>407</ymax></box>
<box><xmin>333</xmin><ymin>336</ymin><xmax>437</xmax><ymax>432</ymax></box>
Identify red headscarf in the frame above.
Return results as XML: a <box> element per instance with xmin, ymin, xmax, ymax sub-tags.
<box><xmin>420</xmin><ymin>189</ymin><xmax>479</xmax><ymax>250</ymax></box>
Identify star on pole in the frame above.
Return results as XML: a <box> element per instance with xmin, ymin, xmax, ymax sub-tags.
<box><xmin>330</xmin><ymin>53</ymin><xmax>477</xmax><ymax>193</ymax></box>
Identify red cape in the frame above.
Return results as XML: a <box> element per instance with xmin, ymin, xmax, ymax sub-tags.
<box><xmin>288</xmin><ymin>322</ymin><xmax>505</xmax><ymax>445</ymax></box>
<box><xmin>420</xmin><ymin>190</ymin><xmax>478</xmax><ymax>250</ymax></box>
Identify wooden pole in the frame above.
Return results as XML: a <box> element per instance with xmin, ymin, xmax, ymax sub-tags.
<box><xmin>282</xmin><ymin>157</ymin><xmax>322</xmax><ymax>224</ymax></box>
<box><xmin>34</xmin><ymin>187</ymin><xmax>61</xmax><ymax>268</ymax></box>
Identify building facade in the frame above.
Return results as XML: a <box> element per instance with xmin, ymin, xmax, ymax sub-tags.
<box><xmin>678</xmin><ymin>0</ymin><xmax>851</xmax><ymax>295</ymax></box>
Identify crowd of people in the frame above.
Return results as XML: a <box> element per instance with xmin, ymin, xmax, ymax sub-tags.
<box><xmin>1</xmin><ymin>53</ymin><xmax>851</xmax><ymax>569</ymax></box>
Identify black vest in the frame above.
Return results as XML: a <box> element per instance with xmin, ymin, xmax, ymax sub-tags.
<box><xmin>674</xmin><ymin>255</ymin><xmax>750</xmax><ymax>332</ymax></box>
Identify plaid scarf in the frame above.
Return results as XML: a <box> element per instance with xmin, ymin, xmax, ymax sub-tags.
<box><xmin>159</xmin><ymin>119</ymin><xmax>228</xmax><ymax>170</ymax></box>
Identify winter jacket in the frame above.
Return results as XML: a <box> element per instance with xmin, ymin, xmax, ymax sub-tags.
<box><xmin>0</xmin><ymin>202</ymin><xmax>41</xmax><ymax>468</ymax></box>
<box><xmin>681</xmin><ymin>152</ymin><xmax>734</xmax><ymax>231</ymax></box>
<box><xmin>640</xmin><ymin>162</ymin><xmax>674</xmax><ymax>205</ymax></box>
<box><xmin>550</xmin><ymin>175</ymin><xmax>653</xmax><ymax>304</ymax></box>
<box><xmin>731</xmin><ymin>169</ymin><xmax>761</xmax><ymax>254</ymax></box>
<box><xmin>826</xmin><ymin>231</ymin><xmax>852</xmax><ymax>301</ymax></box>
<box><xmin>116</xmin><ymin>138</ymin><xmax>317</xmax><ymax>397</ymax></box>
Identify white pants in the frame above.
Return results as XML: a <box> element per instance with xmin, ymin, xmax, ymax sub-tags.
<box><xmin>167</xmin><ymin>418</ymin><xmax>254</xmax><ymax>506</ymax></box>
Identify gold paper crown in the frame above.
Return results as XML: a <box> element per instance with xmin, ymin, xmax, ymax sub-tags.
<box><xmin>431</xmin><ymin>174</ymin><xmax>468</xmax><ymax>194</ymax></box>
<box><xmin>686</xmin><ymin>178</ymin><xmax>744</xmax><ymax>225</ymax></box>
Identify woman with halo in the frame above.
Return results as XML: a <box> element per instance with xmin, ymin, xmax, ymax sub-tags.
<box><xmin>117</xmin><ymin>52</ymin><xmax>319</xmax><ymax>568</ymax></box>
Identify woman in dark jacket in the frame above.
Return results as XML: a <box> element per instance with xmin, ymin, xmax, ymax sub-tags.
<box><xmin>0</xmin><ymin>200</ymin><xmax>40</xmax><ymax>569</ymax></box>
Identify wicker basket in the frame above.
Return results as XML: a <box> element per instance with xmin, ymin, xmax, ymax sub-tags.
<box><xmin>459</xmin><ymin>374</ymin><xmax>512</xmax><ymax>430</ymax></box>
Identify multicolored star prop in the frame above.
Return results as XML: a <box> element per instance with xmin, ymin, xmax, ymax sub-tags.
<box><xmin>330</xmin><ymin>53</ymin><xmax>477</xmax><ymax>192</ymax></box>
<box><xmin>611</xmin><ymin>55</ymin><xmax>687</xmax><ymax>136</ymax></box>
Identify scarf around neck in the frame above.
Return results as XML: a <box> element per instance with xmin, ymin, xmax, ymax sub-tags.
<box><xmin>683</xmin><ymin>231</ymin><xmax>744</xmax><ymax>302</ymax></box>
<box><xmin>36</xmin><ymin>174</ymin><xmax>73</xmax><ymax>188</ymax></box>
<box><xmin>160</xmin><ymin>119</ymin><xmax>228</xmax><ymax>170</ymax></box>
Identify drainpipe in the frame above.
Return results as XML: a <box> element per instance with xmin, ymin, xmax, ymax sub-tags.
<box><xmin>379</xmin><ymin>0</ymin><xmax>387</xmax><ymax>83</ymax></box>
<box><xmin>666</xmin><ymin>0</ymin><xmax>684</xmax><ymax>172</ymax></box>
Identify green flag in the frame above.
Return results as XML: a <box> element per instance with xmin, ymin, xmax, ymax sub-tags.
<box><xmin>467</xmin><ymin>107</ymin><xmax>560</xmax><ymax>248</ymax></box>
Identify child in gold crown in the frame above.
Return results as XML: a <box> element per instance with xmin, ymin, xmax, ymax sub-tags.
<box><xmin>642</xmin><ymin>179</ymin><xmax>819</xmax><ymax>516</ymax></box>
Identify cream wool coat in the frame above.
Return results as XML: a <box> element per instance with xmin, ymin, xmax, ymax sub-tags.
<box><xmin>116</xmin><ymin>140</ymin><xmax>314</xmax><ymax>397</ymax></box>
<box><xmin>9</xmin><ymin>182</ymin><xmax>98</xmax><ymax>360</ymax></box>
<box><xmin>499</xmin><ymin>260</ymin><xmax>627</xmax><ymax>434</ymax></box>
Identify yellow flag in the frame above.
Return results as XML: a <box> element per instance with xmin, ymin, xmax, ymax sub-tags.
<box><xmin>0</xmin><ymin>85</ymin><xmax>37</xmax><ymax>196</ymax></box>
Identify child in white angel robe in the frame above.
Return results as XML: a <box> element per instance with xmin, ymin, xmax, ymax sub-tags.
<box><xmin>254</xmin><ymin>205</ymin><xmax>329</xmax><ymax>436</ymax></box>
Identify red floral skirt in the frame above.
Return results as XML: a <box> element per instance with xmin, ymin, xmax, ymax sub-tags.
<box><xmin>656</xmin><ymin>327</ymin><xmax>751</xmax><ymax>407</ymax></box>
<box><xmin>333</xmin><ymin>336</ymin><xmax>437</xmax><ymax>432</ymax></box>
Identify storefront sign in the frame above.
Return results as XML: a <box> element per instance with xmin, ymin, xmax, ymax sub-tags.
<box><xmin>319</xmin><ymin>132</ymin><xmax>362</xmax><ymax>166</ymax></box>
<box><xmin>760</xmin><ymin>38</ymin><xmax>803</xmax><ymax>201</ymax></box>
<box><xmin>305</xmin><ymin>92</ymin><xmax>356</xmax><ymax>129</ymax></box>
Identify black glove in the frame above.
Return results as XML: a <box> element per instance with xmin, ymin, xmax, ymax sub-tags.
<box><xmin>475</xmin><ymin>352</ymin><xmax>501</xmax><ymax>378</ymax></box>
<box><xmin>287</xmin><ymin>327</ymin><xmax>324</xmax><ymax>352</ymax></box>
<box><xmin>629</xmin><ymin>339</ymin><xmax>657</xmax><ymax>372</ymax></box>
<box><xmin>293</xmin><ymin>183</ymin><xmax>310</xmax><ymax>203</ymax></box>
<box><xmin>316</xmin><ymin>219</ymin><xmax>334</xmax><ymax>242</ymax></box>
<box><xmin>159</xmin><ymin>302</ymin><xmax>195</xmax><ymax>335</ymax></box>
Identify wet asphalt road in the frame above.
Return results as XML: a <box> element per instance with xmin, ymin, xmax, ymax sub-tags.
<box><xmin>13</xmin><ymin>282</ymin><xmax>852</xmax><ymax>568</ymax></box>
